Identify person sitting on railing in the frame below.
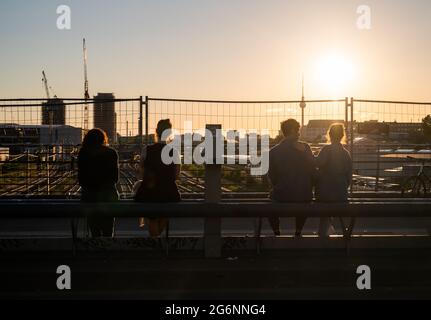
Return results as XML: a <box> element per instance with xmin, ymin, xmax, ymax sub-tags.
<box><xmin>134</xmin><ymin>119</ymin><xmax>181</xmax><ymax>238</ymax></box>
<box><xmin>78</xmin><ymin>128</ymin><xmax>119</xmax><ymax>238</ymax></box>
<box><xmin>268</xmin><ymin>119</ymin><xmax>316</xmax><ymax>237</ymax></box>
<box><xmin>315</xmin><ymin>123</ymin><xmax>352</xmax><ymax>237</ymax></box>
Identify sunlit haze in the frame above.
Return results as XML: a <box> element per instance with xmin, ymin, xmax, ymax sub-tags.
<box><xmin>1</xmin><ymin>0</ymin><xmax>431</xmax><ymax>101</ymax></box>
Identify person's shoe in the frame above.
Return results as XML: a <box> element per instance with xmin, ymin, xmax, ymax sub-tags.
<box><xmin>294</xmin><ymin>232</ymin><xmax>302</xmax><ymax>239</ymax></box>
<box><xmin>274</xmin><ymin>230</ymin><xmax>281</xmax><ymax>237</ymax></box>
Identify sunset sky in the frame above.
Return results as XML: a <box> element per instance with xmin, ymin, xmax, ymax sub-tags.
<box><xmin>1</xmin><ymin>0</ymin><xmax>431</xmax><ymax>102</ymax></box>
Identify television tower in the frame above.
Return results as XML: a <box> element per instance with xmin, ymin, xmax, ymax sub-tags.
<box><xmin>299</xmin><ymin>76</ymin><xmax>306</xmax><ymax>132</ymax></box>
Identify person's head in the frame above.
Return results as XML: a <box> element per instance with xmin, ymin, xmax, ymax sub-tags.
<box><xmin>156</xmin><ymin>119</ymin><xmax>173</xmax><ymax>143</ymax></box>
<box><xmin>281</xmin><ymin>119</ymin><xmax>300</xmax><ymax>140</ymax></box>
<box><xmin>82</xmin><ymin>128</ymin><xmax>108</xmax><ymax>148</ymax></box>
<box><xmin>327</xmin><ymin>123</ymin><xmax>347</xmax><ymax>144</ymax></box>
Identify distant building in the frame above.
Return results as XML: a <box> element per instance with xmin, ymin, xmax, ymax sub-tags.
<box><xmin>388</xmin><ymin>122</ymin><xmax>422</xmax><ymax>139</ymax></box>
<box><xmin>0</xmin><ymin>124</ymin><xmax>83</xmax><ymax>153</ymax></box>
<box><xmin>357</xmin><ymin>121</ymin><xmax>390</xmax><ymax>136</ymax></box>
<box><xmin>356</xmin><ymin>121</ymin><xmax>422</xmax><ymax>140</ymax></box>
<box><xmin>93</xmin><ymin>93</ymin><xmax>117</xmax><ymax>144</ymax></box>
<box><xmin>42</xmin><ymin>98</ymin><xmax>66</xmax><ymax>125</ymax></box>
<box><xmin>302</xmin><ymin>119</ymin><xmax>345</xmax><ymax>142</ymax></box>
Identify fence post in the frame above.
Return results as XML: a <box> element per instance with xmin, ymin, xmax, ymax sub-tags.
<box><xmin>145</xmin><ymin>96</ymin><xmax>149</xmax><ymax>145</ymax></box>
<box><xmin>345</xmin><ymin>97</ymin><xmax>349</xmax><ymax>127</ymax></box>
<box><xmin>350</xmin><ymin>98</ymin><xmax>355</xmax><ymax>195</ymax></box>
<box><xmin>375</xmin><ymin>145</ymin><xmax>381</xmax><ymax>192</ymax></box>
<box><xmin>204</xmin><ymin>124</ymin><xmax>222</xmax><ymax>258</ymax></box>
<box><xmin>139</xmin><ymin>96</ymin><xmax>143</xmax><ymax>147</ymax></box>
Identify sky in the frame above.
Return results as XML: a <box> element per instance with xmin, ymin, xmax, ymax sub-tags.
<box><xmin>1</xmin><ymin>0</ymin><xmax>431</xmax><ymax>102</ymax></box>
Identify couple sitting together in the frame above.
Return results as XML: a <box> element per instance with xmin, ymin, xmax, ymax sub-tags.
<box><xmin>268</xmin><ymin>119</ymin><xmax>352</xmax><ymax>238</ymax></box>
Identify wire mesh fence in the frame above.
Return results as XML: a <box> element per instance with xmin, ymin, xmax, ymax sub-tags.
<box><xmin>0</xmin><ymin>98</ymin><xmax>142</xmax><ymax>198</ymax></box>
<box><xmin>351</xmin><ymin>99</ymin><xmax>431</xmax><ymax>194</ymax></box>
<box><xmin>0</xmin><ymin>98</ymin><xmax>142</xmax><ymax>141</ymax></box>
<box><xmin>147</xmin><ymin>98</ymin><xmax>347</xmax><ymax>138</ymax></box>
<box><xmin>1</xmin><ymin>97</ymin><xmax>431</xmax><ymax>198</ymax></box>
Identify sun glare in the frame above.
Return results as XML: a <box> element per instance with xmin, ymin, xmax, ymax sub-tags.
<box><xmin>314</xmin><ymin>52</ymin><xmax>355</xmax><ymax>97</ymax></box>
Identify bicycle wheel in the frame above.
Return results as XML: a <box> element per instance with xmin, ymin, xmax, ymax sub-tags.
<box><xmin>401</xmin><ymin>176</ymin><xmax>427</xmax><ymax>197</ymax></box>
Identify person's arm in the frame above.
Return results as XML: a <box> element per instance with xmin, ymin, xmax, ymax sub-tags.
<box><xmin>345</xmin><ymin>149</ymin><xmax>353</xmax><ymax>185</ymax></box>
<box><xmin>267</xmin><ymin>149</ymin><xmax>278</xmax><ymax>186</ymax></box>
<box><xmin>305</xmin><ymin>144</ymin><xmax>317</xmax><ymax>180</ymax></box>
<box><xmin>109</xmin><ymin>149</ymin><xmax>119</xmax><ymax>184</ymax></box>
<box><xmin>138</xmin><ymin>146</ymin><xmax>147</xmax><ymax>179</ymax></box>
<box><xmin>77</xmin><ymin>150</ymin><xmax>87</xmax><ymax>187</ymax></box>
<box><xmin>173</xmin><ymin>147</ymin><xmax>181</xmax><ymax>180</ymax></box>
<box><xmin>316</xmin><ymin>146</ymin><xmax>328</xmax><ymax>169</ymax></box>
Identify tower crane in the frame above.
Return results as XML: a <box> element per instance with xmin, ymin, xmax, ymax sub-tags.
<box><xmin>42</xmin><ymin>70</ymin><xmax>54</xmax><ymax>143</ymax></box>
<box><xmin>42</xmin><ymin>71</ymin><xmax>51</xmax><ymax>100</ymax></box>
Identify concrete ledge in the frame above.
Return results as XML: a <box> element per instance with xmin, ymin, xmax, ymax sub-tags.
<box><xmin>1</xmin><ymin>236</ymin><xmax>430</xmax><ymax>252</ymax></box>
<box><xmin>1</xmin><ymin>200</ymin><xmax>431</xmax><ymax>218</ymax></box>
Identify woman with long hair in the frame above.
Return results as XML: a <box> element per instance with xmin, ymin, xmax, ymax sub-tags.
<box><xmin>134</xmin><ymin>119</ymin><xmax>181</xmax><ymax>237</ymax></box>
<box><xmin>315</xmin><ymin>123</ymin><xmax>352</xmax><ymax>237</ymax></box>
<box><xmin>78</xmin><ymin>128</ymin><xmax>119</xmax><ymax>237</ymax></box>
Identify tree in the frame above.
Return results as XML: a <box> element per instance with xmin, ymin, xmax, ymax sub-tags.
<box><xmin>422</xmin><ymin>115</ymin><xmax>431</xmax><ymax>140</ymax></box>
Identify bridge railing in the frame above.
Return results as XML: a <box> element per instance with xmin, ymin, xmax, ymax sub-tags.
<box><xmin>1</xmin><ymin>198</ymin><xmax>431</xmax><ymax>257</ymax></box>
<box><xmin>1</xmin><ymin>97</ymin><xmax>431</xmax><ymax>197</ymax></box>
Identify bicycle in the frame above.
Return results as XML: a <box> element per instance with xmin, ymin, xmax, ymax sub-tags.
<box><xmin>401</xmin><ymin>156</ymin><xmax>431</xmax><ymax>197</ymax></box>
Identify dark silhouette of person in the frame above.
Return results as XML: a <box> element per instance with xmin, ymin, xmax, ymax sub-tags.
<box><xmin>134</xmin><ymin>119</ymin><xmax>181</xmax><ymax>237</ymax></box>
<box><xmin>268</xmin><ymin>119</ymin><xmax>315</xmax><ymax>237</ymax></box>
<box><xmin>316</xmin><ymin>123</ymin><xmax>352</xmax><ymax>237</ymax></box>
<box><xmin>78</xmin><ymin>128</ymin><xmax>119</xmax><ymax>237</ymax></box>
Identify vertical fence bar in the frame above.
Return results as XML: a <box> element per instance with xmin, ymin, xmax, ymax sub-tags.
<box><xmin>145</xmin><ymin>96</ymin><xmax>149</xmax><ymax>145</ymax></box>
<box><xmin>350</xmin><ymin>98</ymin><xmax>354</xmax><ymax>195</ymax></box>
<box><xmin>204</xmin><ymin>124</ymin><xmax>222</xmax><ymax>258</ymax></box>
<box><xmin>375</xmin><ymin>145</ymin><xmax>381</xmax><ymax>192</ymax></box>
<box><xmin>345</xmin><ymin>97</ymin><xmax>349</xmax><ymax>128</ymax></box>
<box><xmin>139</xmin><ymin>96</ymin><xmax>143</xmax><ymax>147</ymax></box>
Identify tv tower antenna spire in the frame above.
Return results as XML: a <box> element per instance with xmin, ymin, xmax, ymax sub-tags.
<box><xmin>300</xmin><ymin>75</ymin><xmax>306</xmax><ymax>129</ymax></box>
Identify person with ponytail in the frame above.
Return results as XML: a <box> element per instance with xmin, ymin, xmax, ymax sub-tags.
<box><xmin>315</xmin><ymin>123</ymin><xmax>352</xmax><ymax>237</ymax></box>
<box><xmin>134</xmin><ymin>119</ymin><xmax>181</xmax><ymax>238</ymax></box>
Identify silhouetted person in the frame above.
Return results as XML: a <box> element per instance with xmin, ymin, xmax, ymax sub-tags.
<box><xmin>268</xmin><ymin>119</ymin><xmax>315</xmax><ymax>237</ymax></box>
<box><xmin>316</xmin><ymin>123</ymin><xmax>352</xmax><ymax>237</ymax></box>
<box><xmin>78</xmin><ymin>128</ymin><xmax>119</xmax><ymax>237</ymax></box>
<box><xmin>134</xmin><ymin>119</ymin><xmax>181</xmax><ymax>237</ymax></box>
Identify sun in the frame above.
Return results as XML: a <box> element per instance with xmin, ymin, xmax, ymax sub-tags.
<box><xmin>314</xmin><ymin>52</ymin><xmax>355</xmax><ymax>97</ymax></box>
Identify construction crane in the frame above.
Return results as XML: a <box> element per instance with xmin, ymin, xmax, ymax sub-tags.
<box><xmin>42</xmin><ymin>71</ymin><xmax>58</xmax><ymax>99</ymax></box>
<box><xmin>83</xmin><ymin>38</ymin><xmax>90</xmax><ymax>131</ymax></box>
<box><xmin>42</xmin><ymin>70</ymin><xmax>54</xmax><ymax>144</ymax></box>
<box><xmin>42</xmin><ymin>71</ymin><xmax>51</xmax><ymax>100</ymax></box>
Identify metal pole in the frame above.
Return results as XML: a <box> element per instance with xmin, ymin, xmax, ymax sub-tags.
<box><xmin>46</xmin><ymin>149</ymin><xmax>50</xmax><ymax>196</ymax></box>
<box><xmin>350</xmin><ymin>98</ymin><xmax>354</xmax><ymax>195</ymax></box>
<box><xmin>145</xmin><ymin>96</ymin><xmax>149</xmax><ymax>145</ymax></box>
<box><xmin>345</xmin><ymin>97</ymin><xmax>349</xmax><ymax>129</ymax></box>
<box><xmin>375</xmin><ymin>145</ymin><xmax>380</xmax><ymax>192</ymax></box>
<box><xmin>26</xmin><ymin>149</ymin><xmax>29</xmax><ymax>194</ymax></box>
<box><xmin>204</xmin><ymin>124</ymin><xmax>222</xmax><ymax>258</ymax></box>
<box><xmin>138</xmin><ymin>96</ymin><xmax>143</xmax><ymax>146</ymax></box>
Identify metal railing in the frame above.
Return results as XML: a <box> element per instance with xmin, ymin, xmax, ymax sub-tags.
<box><xmin>1</xmin><ymin>97</ymin><xmax>431</xmax><ymax>197</ymax></box>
